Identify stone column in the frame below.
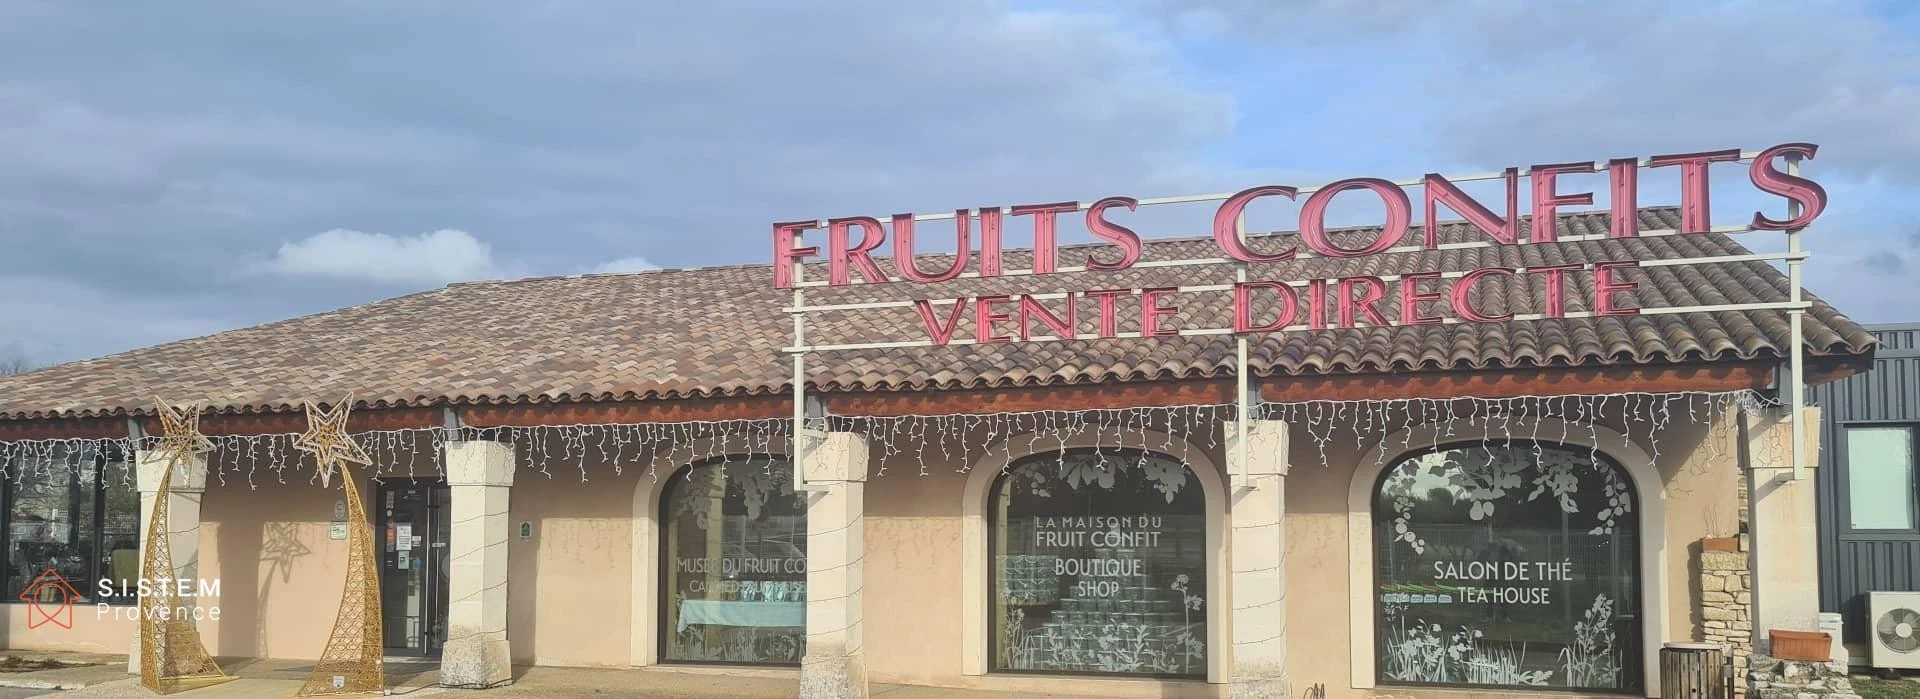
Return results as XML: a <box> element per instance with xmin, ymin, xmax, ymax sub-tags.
<box><xmin>1698</xmin><ymin>543</ymin><xmax>1754</xmax><ymax>699</ymax></box>
<box><xmin>439</xmin><ymin>441</ymin><xmax>515</xmax><ymax>686</ymax></box>
<box><xmin>800</xmin><ymin>433</ymin><xmax>868</xmax><ymax>699</ymax></box>
<box><xmin>1227</xmin><ymin>420</ymin><xmax>1289</xmax><ymax>698</ymax></box>
<box><xmin>127</xmin><ymin>451</ymin><xmax>210</xmax><ymax>674</ymax></box>
<box><xmin>1745</xmin><ymin>405</ymin><xmax>1822</xmax><ymax>654</ymax></box>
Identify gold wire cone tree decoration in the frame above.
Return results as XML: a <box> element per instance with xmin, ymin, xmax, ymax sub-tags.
<box><xmin>139</xmin><ymin>398</ymin><xmax>235</xmax><ymax>694</ymax></box>
<box><xmin>294</xmin><ymin>395</ymin><xmax>385</xmax><ymax>697</ymax></box>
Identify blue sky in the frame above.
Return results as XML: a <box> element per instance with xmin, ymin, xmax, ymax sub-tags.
<box><xmin>0</xmin><ymin>1</ymin><xmax>1915</xmax><ymax>365</ymax></box>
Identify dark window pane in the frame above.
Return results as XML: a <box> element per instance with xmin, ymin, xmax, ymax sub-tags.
<box><xmin>7</xmin><ymin>451</ymin><xmax>100</xmax><ymax>604</ymax></box>
<box><xmin>1374</xmin><ymin>442</ymin><xmax>1640</xmax><ymax>692</ymax></box>
<box><xmin>661</xmin><ymin>457</ymin><xmax>806</xmax><ymax>664</ymax></box>
<box><xmin>990</xmin><ymin>449</ymin><xmax>1208</xmax><ymax>677</ymax></box>
<box><xmin>95</xmin><ymin>455</ymin><xmax>141</xmax><ymax>606</ymax></box>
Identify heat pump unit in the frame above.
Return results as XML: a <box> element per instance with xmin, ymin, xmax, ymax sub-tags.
<box><xmin>1870</xmin><ymin>591</ymin><xmax>1920</xmax><ymax>669</ymax></box>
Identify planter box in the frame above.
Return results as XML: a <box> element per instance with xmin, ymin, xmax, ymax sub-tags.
<box><xmin>1700</xmin><ymin>536</ymin><xmax>1740</xmax><ymax>552</ymax></box>
<box><xmin>1769</xmin><ymin>629</ymin><xmax>1832</xmax><ymax>662</ymax></box>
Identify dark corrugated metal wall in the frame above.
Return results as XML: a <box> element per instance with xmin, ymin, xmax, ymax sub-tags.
<box><xmin>1814</xmin><ymin>324</ymin><xmax>1920</xmax><ymax>644</ymax></box>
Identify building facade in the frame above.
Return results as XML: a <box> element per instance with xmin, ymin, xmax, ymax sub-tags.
<box><xmin>0</xmin><ymin>207</ymin><xmax>1877</xmax><ymax>698</ymax></box>
<box><xmin>1815</xmin><ymin>323</ymin><xmax>1920</xmax><ymax>665</ymax></box>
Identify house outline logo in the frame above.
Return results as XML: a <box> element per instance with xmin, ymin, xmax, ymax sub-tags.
<box><xmin>19</xmin><ymin>569</ymin><xmax>78</xmax><ymax>630</ymax></box>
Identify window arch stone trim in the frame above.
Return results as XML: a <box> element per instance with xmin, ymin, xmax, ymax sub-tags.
<box><xmin>1345</xmin><ymin>418</ymin><xmax>1667</xmax><ymax>696</ymax></box>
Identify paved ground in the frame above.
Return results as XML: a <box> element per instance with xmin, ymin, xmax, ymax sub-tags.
<box><xmin>9</xmin><ymin>651</ymin><xmax>1915</xmax><ymax>699</ymax></box>
<box><xmin>51</xmin><ymin>678</ymin><xmax>309</xmax><ymax>698</ymax></box>
<box><xmin>0</xmin><ymin>652</ymin><xmax>1124</xmax><ymax>698</ymax></box>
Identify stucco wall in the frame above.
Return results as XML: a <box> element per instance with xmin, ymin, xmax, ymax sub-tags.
<box><xmin>862</xmin><ymin>466</ymin><xmax>969</xmax><ymax>684</ymax></box>
<box><xmin>201</xmin><ymin>471</ymin><xmax>356</xmax><ymax>660</ymax></box>
<box><xmin>847</xmin><ymin>401</ymin><xmax>1744</xmax><ymax>697</ymax></box>
<box><xmin>0</xmin><ymin>402</ymin><xmax>1747</xmax><ymax>699</ymax></box>
<box><xmin>506</xmin><ymin>466</ymin><xmax>634</xmax><ymax>667</ymax></box>
<box><xmin>0</xmin><ymin>600</ymin><xmax>138</xmax><ymax>654</ymax></box>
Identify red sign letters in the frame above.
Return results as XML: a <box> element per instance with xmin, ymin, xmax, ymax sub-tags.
<box><xmin>774</xmin><ymin>143</ymin><xmax>1828</xmax><ymax>347</ymax></box>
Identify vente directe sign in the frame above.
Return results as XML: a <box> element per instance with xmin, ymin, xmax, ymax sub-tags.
<box><xmin>771</xmin><ymin>143</ymin><xmax>1827</xmax><ymax>349</ymax></box>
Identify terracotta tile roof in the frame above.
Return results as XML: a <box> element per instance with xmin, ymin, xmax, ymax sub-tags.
<box><xmin>0</xmin><ymin>208</ymin><xmax>1876</xmax><ymax>419</ymax></box>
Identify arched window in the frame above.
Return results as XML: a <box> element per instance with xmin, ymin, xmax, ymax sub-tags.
<box><xmin>988</xmin><ymin>448</ymin><xmax>1208</xmax><ymax>677</ymax></box>
<box><xmin>660</xmin><ymin>456</ymin><xmax>806</xmax><ymax>665</ymax></box>
<box><xmin>1373</xmin><ymin>442</ymin><xmax>1641</xmax><ymax>692</ymax></box>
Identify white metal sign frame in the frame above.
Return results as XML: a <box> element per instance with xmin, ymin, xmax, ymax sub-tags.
<box><xmin>781</xmin><ymin>153</ymin><xmax>1814</xmax><ymax>489</ymax></box>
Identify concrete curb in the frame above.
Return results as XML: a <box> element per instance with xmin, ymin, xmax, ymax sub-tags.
<box><xmin>0</xmin><ymin>677</ymin><xmax>92</xmax><ymax>690</ymax></box>
<box><xmin>0</xmin><ymin>665</ymin><xmax>133</xmax><ymax>691</ymax></box>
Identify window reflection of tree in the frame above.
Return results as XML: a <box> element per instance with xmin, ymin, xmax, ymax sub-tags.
<box><xmin>4</xmin><ymin>448</ymin><xmax>139</xmax><ymax>605</ymax></box>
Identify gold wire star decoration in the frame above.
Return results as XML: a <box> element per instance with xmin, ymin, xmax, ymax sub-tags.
<box><xmin>294</xmin><ymin>394</ymin><xmax>370</xmax><ymax>489</ymax></box>
<box><xmin>151</xmin><ymin>397</ymin><xmax>214</xmax><ymax>470</ymax></box>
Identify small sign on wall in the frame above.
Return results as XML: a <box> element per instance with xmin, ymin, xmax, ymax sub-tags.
<box><xmin>519</xmin><ymin>521</ymin><xmax>533</xmax><ymax>540</ymax></box>
<box><xmin>330</xmin><ymin>499</ymin><xmax>348</xmax><ymax>539</ymax></box>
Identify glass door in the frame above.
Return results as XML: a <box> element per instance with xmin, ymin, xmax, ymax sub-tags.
<box><xmin>376</xmin><ymin>480</ymin><xmax>451</xmax><ymax>656</ymax></box>
<box><xmin>428</xmin><ymin>484</ymin><xmax>450</xmax><ymax>655</ymax></box>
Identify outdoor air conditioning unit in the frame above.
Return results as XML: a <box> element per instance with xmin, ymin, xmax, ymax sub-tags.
<box><xmin>1870</xmin><ymin>591</ymin><xmax>1920</xmax><ymax>669</ymax></box>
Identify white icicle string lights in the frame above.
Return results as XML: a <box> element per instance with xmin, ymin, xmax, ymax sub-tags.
<box><xmin>830</xmin><ymin>404</ymin><xmax>1233</xmax><ymax>477</ymax></box>
<box><xmin>1252</xmin><ymin>390</ymin><xmax>1779</xmax><ymax>478</ymax></box>
<box><xmin>0</xmin><ymin>389</ymin><xmax>1785</xmax><ymax>487</ymax></box>
<box><xmin>0</xmin><ymin>437</ymin><xmax>141</xmax><ymax>489</ymax></box>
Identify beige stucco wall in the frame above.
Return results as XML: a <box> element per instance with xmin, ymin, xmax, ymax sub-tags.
<box><xmin>200</xmin><ymin>471</ymin><xmax>358</xmax><ymax>660</ymax></box>
<box><xmin>0</xmin><ymin>599</ymin><xmax>138</xmax><ymax>653</ymax></box>
<box><xmin>851</xmin><ymin>404</ymin><xmax>1743</xmax><ymax>698</ymax></box>
<box><xmin>863</xmin><ymin>467</ymin><xmax>970</xmax><ymax>685</ymax></box>
<box><xmin>506</xmin><ymin>468</ymin><xmax>634</xmax><ymax>667</ymax></box>
<box><xmin>0</xmin><ymin>400</ymin><xmax>1749</xmax><ymax>699</ymax></box>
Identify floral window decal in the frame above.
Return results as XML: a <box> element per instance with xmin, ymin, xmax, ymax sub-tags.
<box><xmin>991</xmin><ymin>448</ymin><xmax>1208</xmax><ymax>677</ymax></box>
<box><xmin>1374</xmin><ymin>442</ymin><xmax>1640</xmax><ymax>692</ymax></box>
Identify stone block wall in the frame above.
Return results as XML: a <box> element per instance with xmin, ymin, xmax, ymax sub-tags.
<box><xmin>1748</xmin><ymin>655</ymin><xmax>1858</xmax><ymax>699</ymax></box>
<box><xmin>1700</xmin><ymin>545</ymin><xmax>1754</xmax><ymax>698</ymax></box>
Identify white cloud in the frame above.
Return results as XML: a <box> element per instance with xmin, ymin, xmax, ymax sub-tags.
<box><xmin>0</xmin><ymin>3</ymin><xmax>1247</xmax><ymax>361</ymax></box>
<box><xmin>9</xmin><ymin>0</ymin><xmax>1919</xmax><ymax>365</ymax></box>
<box><xmin>586</xmin><ymin>256</ymin><xmax>660</xmax><ymax>275</ymax></box>
<box><xmin>268</xmin><ymin>229</ymin><xmax>497</xmax><ymax>285</ymax></box>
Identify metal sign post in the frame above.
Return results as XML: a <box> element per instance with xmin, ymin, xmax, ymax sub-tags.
<box><xmin>1786</xmin><ymin>154</ymin><xmax>1808</xmax><ymax>480</ymax></box>
<box><xmin>773</xmin><ymin>144</ymin><xmax>1828</xmax><ymax>483</ymax></box>
<box><xmin>790</xmin><ymin>228</ymin><xmax>829</xmax><ymax>492</ymax></box>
